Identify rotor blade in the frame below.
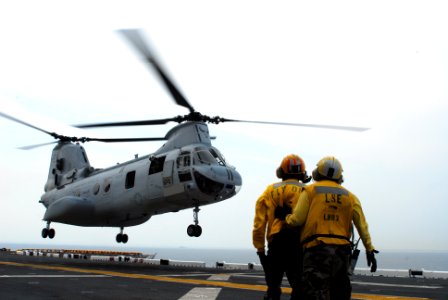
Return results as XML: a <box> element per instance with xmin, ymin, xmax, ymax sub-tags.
<box><xmin>74</xmin><ymin>117</ymin><xmax>180</xmax><ymax>128</ymax></box>
<box><xmin>219</xmin><ymin>118</ymin><xmax>369</xmax><ymax>132</ymax></box>
<box><xmin>85</xmin><ymin>137</ymin><xmax>167</xmax><ymax>143</ymax></box>
<box><xmin>18</xmin><ymin>141</ymin><xmax>58</xmax><ymax>150</ymax></box>
<box><xmin>0</xmin><ymin>111</ymin><xmax>55</xmax><ymax>137</ymax></box>
<box><xmin>18</xmin><ymin>137</ymin><xmax>167</xmax><ymax>150</ymax></box>
<box><xmin>118</xmin><ymin>29</ymin><xmax>195</xmax><ymax>113</ymax></box>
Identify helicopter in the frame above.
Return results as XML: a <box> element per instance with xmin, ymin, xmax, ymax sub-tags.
<box><xmin>0</xmin><ymin>29</ymin><xmax>368</xmax><ymax>244</ymax></box>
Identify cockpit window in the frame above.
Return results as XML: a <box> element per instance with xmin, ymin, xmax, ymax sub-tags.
<box><xmin>210</xmin><ymin>148</ymin><xmax>226</xmax><ymax>166</ymax></box>
<box><xmin>193</xmin><ymin>147</ymin><xmax>226</xmax><ymax>166</ymax></box>
<box><xmin>177</xmin><ymin>152</ymin><xmax>191</xmax><ymax>168</ymax></box>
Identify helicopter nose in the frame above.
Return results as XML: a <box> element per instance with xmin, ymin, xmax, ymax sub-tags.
<box><xmin>230</xmin><ymin>168</ymin><xmax>242</xmax><ymax>194</ymax></box>
<box><xmin>193</xmin><ymin>165</ymin><xmax>242</xmax><ymax>199</ymax></box>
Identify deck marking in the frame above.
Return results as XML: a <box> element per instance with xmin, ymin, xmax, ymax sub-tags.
<box><xmin>208</xmin><ymin>274</ymin><xmax>230</xmax><ymax>281</ymax></box>
<box><xmin>352</xmin><ymin>281</ymin><xmax>441</xmax><ymax>289</ymax></box>
<box><xmin>0</xmin><ymin>275</ymin><xmax>110</xmax><ymax>278</ymax></box>
<box><xmin>352</xmin><ymin>295</ymin><xmax>431</xmax><ymax>300</ymax></box>
<box><xmin>179</xmin><ymin>287</ymin><xmax>221</xmax><ymax>300</ymax></box>
<box><xmin>0</xmin><ymin>261</ymin><xmax>431</xmax><ymax>299</ymax></box>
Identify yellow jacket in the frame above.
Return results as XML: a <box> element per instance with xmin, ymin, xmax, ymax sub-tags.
<box><xmin>286</xmin><ymin>180</ymin><xmax>374</xmax><ymax>252</ymax></box>
<box><xmin>252</xmin><ymin>179</ymin><xmax>305</xmax><ymax>252</ymax></box>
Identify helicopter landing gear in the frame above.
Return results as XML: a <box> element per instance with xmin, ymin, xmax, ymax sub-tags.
<box><xmin>41</xmin><ymin>222</ymin><xmax>55</xmax><ymax>239</ymax></box>
<box><xmin>187</xmin><ymin>206</ymin><xmax>202</xmax><ymax>237</ymax></box>
<box><xmin>116</xmin><ymin>227</ymin><xmax>128</xmax><ymax>244</ymax></box>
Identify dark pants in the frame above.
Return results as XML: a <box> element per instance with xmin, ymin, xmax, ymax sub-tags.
<box><xmin>301</xmin><ymin>244</ymin><xmax>352</xmax><ymax>300</ymax></box>
<box><xmin>262</xmin><ymin>229</ymin><xmax>302</xmax><ymax>300</ymax></box>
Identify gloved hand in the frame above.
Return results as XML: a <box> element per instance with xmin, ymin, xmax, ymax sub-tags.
<box><xmin>257</xmin><ymin>251</ymin><xmax>267</xmax><ymax>268</ymax></box>
<box><xmin>366</xmin><ymin>250</ymin><xmax>379</xmax><ymax>272</ymax></box>
<box><xmin>274</xmin><ymin>205</ymin><xmax>292</xmax><ymax>220</ymax></box>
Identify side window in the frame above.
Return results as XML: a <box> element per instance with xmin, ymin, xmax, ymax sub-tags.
<box><xmin>149</xmin><ymin>156</ymin><xmax>166</xmax><ymax>175</ymax></box>
<box><xmin>125</xmin><ymin>171</ymin><xmax>136</xmax><ymax>189</ymax></box>
<box><xmin>177</xmin><ymin>152</ymin><xmax>191</xmax><ymax>168</ymax></box>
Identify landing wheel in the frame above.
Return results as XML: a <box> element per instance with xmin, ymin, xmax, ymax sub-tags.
<box><xmin>187</xmin><ymin>224</ymin><xmax>202</xmax><ymax>237</ymax></box>
<box><xmin>187</xmin><ymin>205</ymin><xmax>202</xmax><ymax>237</ymax></box>
<box><xmin>116</xmin><ymin>227</ymin><xmax>128</xmax><ymax>243</ymax></box>
<box><xmin>48</xmin><ymin>228</ymin><xmax>55</xmax><ymax>239</ymax></box>
<box><xmin>121</xmin><ymin>234</ymin><xmax>128</xmax><ymax>244</ymax></box>
<box><xmin>41</xmin><ymin>223</ymin><xmax>55</xmax><ymax>239</ymax></box>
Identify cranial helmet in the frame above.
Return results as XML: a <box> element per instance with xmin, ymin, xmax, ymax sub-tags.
<box><xmin>276</xmin><ymin>154</ymin><xmax>306</xmax><ymax>179</ymax></box>
<box><xmin>313</xmin><ymin>156</ymin><xmax>343</xmax><ymax>182</ymax></box>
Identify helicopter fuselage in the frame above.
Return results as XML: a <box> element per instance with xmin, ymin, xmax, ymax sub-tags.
<box><xmin>40</xmin><ymin>140</ymin><xmax>242</xmax><ymax>228</ymax></box>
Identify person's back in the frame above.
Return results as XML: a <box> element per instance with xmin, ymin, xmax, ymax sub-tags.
<box><xmin>300</xmin><ymin>179</ymin><xmax>355</xmax><ymax>249</ymax></box>
<box><xmin>252</xmin><ymin>154</ymin><xmax>310</xmax><ymax>300</ymax></box>
<box><xmin>282</xmin><ymin>156</ymin><xmax>378</xmax><ymax>299</ymax></box>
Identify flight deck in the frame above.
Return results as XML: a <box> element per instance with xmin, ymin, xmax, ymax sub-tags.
<box><xmin>1</xmin><ymin>251</ymin><xmax>447</xmax><ymax>299</ymax></box>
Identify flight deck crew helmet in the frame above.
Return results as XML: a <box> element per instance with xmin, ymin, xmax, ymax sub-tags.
<box><xmin>312</xmin><ymin>156</ymin><xmax>343</xmax><ymax>183</ymax></box>
<box><xmin>276</xmin><ymin>154</ymin><xmax>307</xmax><ymax>180</ymax></box>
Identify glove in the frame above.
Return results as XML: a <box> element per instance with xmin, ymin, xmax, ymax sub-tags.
<box><xmin>257</xmin><ymin>251</ymin><xmax>268</xmax><ymax>268</ymax></box>
<box><xmin>366</xmin><ymin>250</ymin><xmax>379</xmax><ymax>272</ymax></box>
<box><xmin>274</xmin><ymin>205</ymin><xmax>292</xmax><ymax>220</ymax></box>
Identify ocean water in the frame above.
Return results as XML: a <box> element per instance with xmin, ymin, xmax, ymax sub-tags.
<box><xmin>2</xmin><ymin>243</ymin><xmax>448</xmax><ymax>271</ymax></box>
<box><xmin>150</xmin><ymin>248</ymin><xmax>448</xmax><ymax>272</ymax></box>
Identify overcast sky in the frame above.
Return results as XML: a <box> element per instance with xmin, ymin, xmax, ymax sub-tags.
<box><xmin>1</xmin><ymin>0</ymin><xmax>447</xmax><ymax>253</ymax></box>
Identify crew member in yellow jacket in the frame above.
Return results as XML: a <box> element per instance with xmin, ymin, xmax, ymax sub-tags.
<box><xmin>278</xmin><ymin>156</ymin><xmax>378</xmax><ymax>299</ymax></box>
<box><xmin>253</xmin><ymin>154</ymin><xmax>310</xmax><ymax>300</ymax></box>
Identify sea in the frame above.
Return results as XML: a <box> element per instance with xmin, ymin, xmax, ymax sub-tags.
<box><xmin>2</xmin><ymin>242</ymin><xmax>448</xmax><ymax>272</ymax></box>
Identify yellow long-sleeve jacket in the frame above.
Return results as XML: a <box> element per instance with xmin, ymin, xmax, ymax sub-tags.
<box><xmin>252</xmin><ymin>179</ymin><xmax>305</xmax><ymax>252</ymax></box>
<box><xmin>285</xmin><ymin>180</ymin><xmax>374</xmax><ymax>252</ymax></box>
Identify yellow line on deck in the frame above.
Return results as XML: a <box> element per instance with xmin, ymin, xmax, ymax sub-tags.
<box><xmin>0</xmin><ymin>261</ymin><xmax>430</xmax><ymax>300</ymax></box>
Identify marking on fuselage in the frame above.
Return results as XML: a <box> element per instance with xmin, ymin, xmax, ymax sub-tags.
<box><xmin>0</xmin><ymin>261</ymin><xmax>432</xmax><ymax>300</ymax></box>
<box><xmin>179</xmin><ymin>287</ymin><xmax>221</xmax><ymax>300</ymax></box>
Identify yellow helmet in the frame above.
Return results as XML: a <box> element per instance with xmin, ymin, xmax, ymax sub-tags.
<box><xmin>313</xmin><ymin>156</ymin><xmax>343</xmax><ymax>182</ymax></box>
<box><xmin>276</xmin><ymin>154</ymin><xmax>306</xmax><ymax>179</ymax></box>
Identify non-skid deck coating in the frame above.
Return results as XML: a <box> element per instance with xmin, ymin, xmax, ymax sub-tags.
<box><xmin>0</xmin><ymin>253</ymin><xmax>446</xmax><ymax>300</ymax></box>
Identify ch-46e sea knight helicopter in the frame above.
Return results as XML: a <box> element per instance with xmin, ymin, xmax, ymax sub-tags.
<box><xmin>0</xmin><ymin>29</ymin><xmax>368</xmax><ymax>244</ymax></box>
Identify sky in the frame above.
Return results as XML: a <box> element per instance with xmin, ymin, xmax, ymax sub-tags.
<box><xmin>0</xmin><ymin>0</ymin><xmax>448</xmax><ymax>252</ymax></box>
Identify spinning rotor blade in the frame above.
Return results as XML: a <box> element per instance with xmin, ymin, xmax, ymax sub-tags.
<box><xmin>75</xmin><ymin>113</ymin><xmax>368</xmax><ymax>132</ymax></box>
<box><xmin>118</xmin><ymin>29</ymin><xmax>195</xmax><ymax>113</ymax></box>
<box><xmin>75</xmin><ymin>117</ymin><xmax>180</xmax><ymax>128</ymax></box>
<box><xmin>1</xmin><ymin>110</ymin><xmax>167</xmax><ymax>150</ymax></box>
<box><xmin>0</xmin><ymin>111</ymin><xmax>55</xmax><ymax>137</ymax></box>
<box><xmin>84</xmin><ymin>137</ymin><xmax>167</xmax><ymax>143</ymax></box>
<box><xmin>19</xmin><ymin>141</ymin><xmax>59</xmax><ymax>150</ymax></box>
<box><xmin>218</xmin><ymin>118</ymin><xmax>369</xmax><ymax>132</ymax></box>
<box><xmin>19</xmin><ymin>137</ymin><xmax>167</xmax><ymax>150</ymax></box>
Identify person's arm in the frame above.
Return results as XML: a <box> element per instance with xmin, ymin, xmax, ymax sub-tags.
<box><xmin>252</xmin><ymin>196</ymin><xmax>268</xmax><ymax>252</ymax></box>
<box><xmin>352</xmin><ymin>195</ymin><xmax>375</xmax><ymax>252</ymax></box>
<box><xmin>285</xmin><ymin>190</ymin><xmax>310</xmax><ymax>227</ymax></box>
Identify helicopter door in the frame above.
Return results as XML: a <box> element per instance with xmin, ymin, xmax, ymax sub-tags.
<box><xmin>163</xmin><ymin>159</ymin><xmax>184</xmax><ymax>197</ymax></box>
<box><xmin>162</xmin><ymin>160</ymin><xmax>174</xmax><ymax>186</ymax></box>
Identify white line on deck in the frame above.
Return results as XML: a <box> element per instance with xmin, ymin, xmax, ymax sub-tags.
<box><xmin>208</xmin><ymin>274</ymin><xmax>231</xmax><ymax>281</ymax></box>
<box><xmin>178</xmin><ymin>287</ymin><xmax>222</xmax><ymax>300</ymax></box>
<box><xmin>352</xmin><ymin>281</ymin><xmax>441</xmax><ymax>289</ymax></box>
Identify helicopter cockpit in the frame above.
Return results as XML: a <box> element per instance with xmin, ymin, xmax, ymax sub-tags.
<box><xmin>174</xmin><ymin>146</ymin><xmax>241</xmax><ymax>200</ymax></box>
<box><xmin>193</xmin><ymin>147</ymin><xmax>226</xmax><ymax>167</ymax></box>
